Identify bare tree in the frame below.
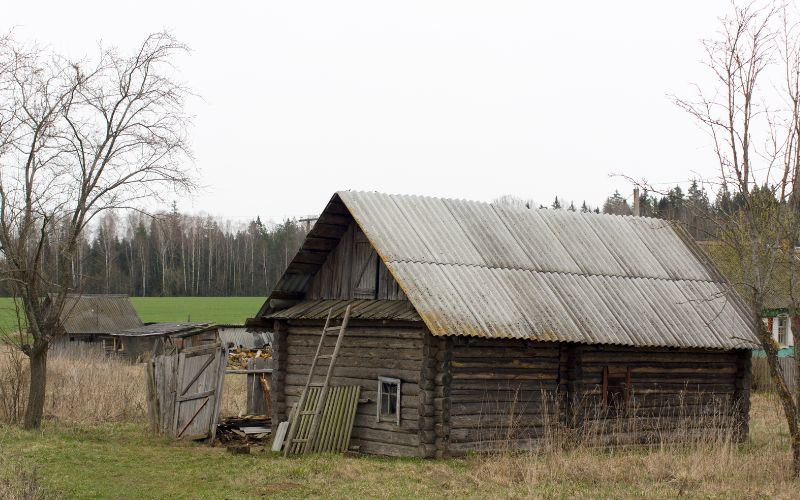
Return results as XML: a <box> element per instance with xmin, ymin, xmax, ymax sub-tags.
<box><xmin>668</xmin><ymin>2</ymin><xmax>800</xmax><ymax>474</ymax></box>
<box><xmin>0</xmin><ymin>32</ymin><xmax>195</xmax><ymax>429</ymax></box>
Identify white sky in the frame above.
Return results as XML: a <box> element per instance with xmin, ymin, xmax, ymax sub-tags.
<box><xmin>5</xmin><ymin>1</ymin><xmax>732</xmax><ymax>223</ymax></box>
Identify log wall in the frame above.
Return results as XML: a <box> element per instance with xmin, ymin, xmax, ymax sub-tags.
<box><xmin>446</xmin><ymin>337</ymin><xmax>562</xmax><ymax>455</ymax></box>
<box><xmin>305</xmin><ymin>221</ymin><xmax>406</xmax><ymax>301</ymax></box>
<box><xmin>272</xmin><ymin>320</ymin><xmax>752</xmax><ymax>456</ymax></box>
<box><xmin>571</xmin><ymin>345</ymin><xmax>751</xmax><ymax>445</ymax></box>
<box><xmin>276</xmin><ymin>318</ymin><xmax>425</xmax><ymax>457</ymax></box>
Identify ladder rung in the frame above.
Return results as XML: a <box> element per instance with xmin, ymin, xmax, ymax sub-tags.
<box><xmin>299</xmin><ymin>411</ymin><xmax>317</xmax><ymax>416</ymax></box>
<box><xmin>309</xmin><ymin>382</ymin><xmax>324</xmax><ymax>387</ymax></box>
<box><xmin>325</xmin><ymin>326</ymin><xmax>342</xmax><ymax>331</ymax></box>
<box><xmin>317</xmin><ymin>354</ymin><xmax>333</xmax><ymax>359</ymax></box>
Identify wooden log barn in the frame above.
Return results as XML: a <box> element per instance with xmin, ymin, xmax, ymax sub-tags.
<box><xmin>250</xmin><ymin>191</ymin><xmax>758</xmax><ymax>457</ymax></box>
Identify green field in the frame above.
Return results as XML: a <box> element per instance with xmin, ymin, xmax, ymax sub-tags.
<box><xmin>0</xmin><ymin>296</ymin><xmax>265</xmax><ymax>333</ymax></box>
<box><xmin>129</xmin><ymin>296</ymin><xmax>263</xmax><ymax>325</ymax></box>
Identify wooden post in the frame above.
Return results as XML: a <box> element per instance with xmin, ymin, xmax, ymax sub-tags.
<box><xmin>733</xmin><ymin>348</ymin><xmax>752</xmax><ymax>441</ymax></box>
<box><xmin>633</xmin><ymin>187</ymin><xmax>640</xmax><ymax>216</ymax></box>
<box><xmin>246</xmin><ymin>358</ymin><xmax>269</xmax><ymax>415</ymax></box>
<box><xmin>271</xmin><ymin>321</ymin><xmax>288</xmax><ymax>436</ymax></box>
<box><xmin>145</xmin><ymin>361</ymin><xmax>159</xmax><ymax>433</ymax></box>
<box><xmin>433</xmin><ymin>335</ymin><xmax>452</xmax><ymax>458</ymax></box>
<box><xmin>417</xmin><ymin>332</ymin><xmax>438</xmax><ymax>458</ymax></box>
<box><xmin>565</xmin><ymin>344</ymin><xmax>583</xmax><ymax>429</ymax></box>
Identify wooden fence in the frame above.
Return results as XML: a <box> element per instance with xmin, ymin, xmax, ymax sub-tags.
<box><xmin>751</xmin><ymin>355</ymin><xmax>797</xmax><ymax>393</ymax></box>
<box><xmin>145</xmin><ymin>342</ymin><xmax>227</xmax><ymax>440</ymax></box>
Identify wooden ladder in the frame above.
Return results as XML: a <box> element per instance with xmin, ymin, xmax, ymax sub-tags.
<box><xmin>283</xmin><ymin>304</ymin><xmax>352</xmax><ymax>455</ymax></box>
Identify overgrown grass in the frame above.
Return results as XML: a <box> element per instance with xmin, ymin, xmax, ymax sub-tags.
<box><xmin>0</xmin><ymin>296</ymin><xmax>265</xmax><ymax>332</ymax></box>
<box><xmin>1</xmin><ymin>345</ymin><xmax>798</xmax><ymax>498</ymax></box>
<box><xmin>0</xmin><ymin>393</ymin><xmax>796</xmax><ymax>498</ymax></box>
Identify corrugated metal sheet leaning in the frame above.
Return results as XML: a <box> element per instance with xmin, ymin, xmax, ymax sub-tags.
<box><xmin>264</xmin><ymin>191</ymin><xmax>758</xmax><ymax>350</ymax></box>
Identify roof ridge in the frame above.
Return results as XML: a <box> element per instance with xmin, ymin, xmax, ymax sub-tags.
<box><xmin>386</xmin><ymin>259</ymin><xmax>722</xmax><ymax>284</ymax></box>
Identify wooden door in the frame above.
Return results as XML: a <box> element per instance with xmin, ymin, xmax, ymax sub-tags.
<box><xmin>172</xmin><ymin>343</ymin><xmax>226</xmax><ymax>440</ymax></box>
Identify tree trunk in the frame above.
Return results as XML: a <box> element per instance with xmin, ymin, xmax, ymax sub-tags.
<box><xmin>23</xmin><ymin>342</ymin><xmax>48</xmax><ymax>430</ymax></box>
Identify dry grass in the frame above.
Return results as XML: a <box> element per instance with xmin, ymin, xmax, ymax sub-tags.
<box><xmin>474</xmin><ymin>392</ymin><xmax>795</xmax><ymax>498</ymax></box>
<box><xmin>0</xmin><ymin>344</ymin><xmax>248</xmax><ymax>426</ymax></box>
<box><xmin>1</xmin><ymin>347</ymin><xmax>799</xmax><ymax>497</ymax></box>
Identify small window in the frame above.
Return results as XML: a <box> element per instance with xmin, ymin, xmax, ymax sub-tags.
<box><xmin>602</xmin><ymin>366</ymin><xmax>632</xmax><ymax>413</ymax></box>
<box><xmin>377</xmin><ymin>376</ymin><xmax>401</xmax><ymax>425</ymax></box>
<box><xmin>778</xmin><ymin>316</ymin><xmax>788</xmax><ymax>346</ymax></box>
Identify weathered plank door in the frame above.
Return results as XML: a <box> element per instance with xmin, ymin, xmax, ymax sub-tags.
<box><xmin>172</xmin><ymin>344</ymin><xmax>226</xmax><ymax>440</ymax></box>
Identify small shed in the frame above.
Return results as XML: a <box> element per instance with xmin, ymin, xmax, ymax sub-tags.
<box><xmin>217</xmin><ymin>324</ymin><xmax>272</xmax><ymax>351</ymax></box>
<box><xmin>118</xmin><ymin>322</ymin><xmax>215</xmax><ymax>360</ymax></box>
<box><xmin>52</xmin><ymin>294</ymin><xmax>215</xmax><ymax>361</ymax></box>
<box><xmin>251</xmin><ymin>191</ymin><xmax>758</xmax><ymax>457</ymax></box>
<box><xmin>52</xmin><ymin>294</ymin><xmax>143</xmax><ymax>355</ymax></box>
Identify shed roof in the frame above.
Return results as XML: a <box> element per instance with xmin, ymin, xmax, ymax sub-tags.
<box><xmin>60</xmin><ymin>294</ymin><xmax>143</xmax><ymax>335</ymax></box>
<box><xmin>262</xmin><ymin>192</ymin><xmax>758</xmax><ymax>350</ymax></box>
<box><xmin>218</xmin><ymin>325</ymin><xmax>272</xmax><ymax>349</ymax></box>
<box><xmin>266</xmin><ymin>299</ymin><xmax>421</xmax><ymax>322</ymax></box>
<box><xmin>117</xmin><ymin>322</ymin><xmax>210</xmax><ymax>337</ymax></box>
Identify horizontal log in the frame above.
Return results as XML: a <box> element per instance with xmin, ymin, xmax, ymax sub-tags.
<box><xmin>418</xmin><ymin>443</ymin><xmax>437</xmax><ymax>458</ymax></box>
<box><xmin>287</xmin><ymin>346</ymin><xmax>422</xmax><ymax>361</ymax></box>
<box><xmin>285</xmin><ymin>374</ymin><xmax>420</xmax><ymax>394</ymax></box>
<box><xmin>581</xmin><ymin>365</ymin><xmax>738</xmax><ymax>375</ymax></box>
<box><xmin>287</xmin><ymin>322</ymin><xmax>424</xmax><ymax>342</ymax></box>
<box><xmin>449</xmin><ymin>389</ymin><xmax>559</xmax><ymax>402</ymax></box>
<box><xmin>433</xmin><ymin>398</ymin><xmax>450</xmax><ymax>412</ymax></box>
<box><xmin>582</xmin><ymin>375</ymin><xmax>736</xmax><ymax>385</ymax></box>
<box><xmin>351</xmin><ymin>427</ymin><xmax>419</xmax><ymax>447</ymax></box>
<box><xmin>348</xmin><ymin>438</ymin><xmax>420</xmax><ymax>457</ymax></box>
<box><xmin>450</xmin><ymin>414</ymin><xmax>555</xmax><ymax>429</ymax></box>
<box><xmin>418</xmin><ymin>401</ymin><xmax>435</xmax><ymax>416</ymax></box>
<box><xmin>450</xmin><ymin>380</ymin><xmax>558</xmax><ymax>391</ymax></box>
<box><xmin>286</xmin><ymin>353</ymin><xmax>422</xmax><ymax>371</ymax></box>
<box><xmin>451</xmin><ymin>338</ymin><xmax>559</xmax><ymax>349</ymax></box>
<box><xmin>451</xmin><ymin>347</ymin><xmax>560</xmax><ymax>359</ymax></box>
<box><xmin>353</xmin><ymin>413</ymin><xmax>418</xmax><ymax>433</ymax></box>
<box><xmin>580</xmin><ymin>352</ymin><xmax>739</xmax><ymax>364</ymax></box>
<box><xmin>580</xmin><ymin>345</ymin><xmax>736</xmax><ymax>355</ymax></box>
<box><xmin>452</xmin><ymin>372</ymin><xmax>558</xmax><ymax>382</ymax></box>
<box><xmin>419</xmin><ymin>430</ymin><xmax>436</xmax><ymax>444</ymax></box>
<box><xmin>450</xmin><ymin>401</ymin><xmax>556</xmax><ymax>416</ymax></box>
<box><xmin>451</xmin><ymin>358</ymin><xmax>561</xmax><ymax>368</ymax></box>
<box><xmin>287</xmin><ymin>336</ymin><xmax>424</xmax><ymax>350</ymax></box>
<box><xmin>418</xmin><ymin>390</ymin><xmax>435</xmax><ymax>405</ymax></box>
<box><xmin>286</xmin><ymin>364</ymin><xmax>421</xmax><ymax>382</ymax></box>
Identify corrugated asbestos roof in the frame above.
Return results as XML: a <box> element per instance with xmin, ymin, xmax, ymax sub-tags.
<box><xmin>118</xmin><ymin>322</ymin><xmax>210</xmax><ymax>337</ymax></box>
<box><xmin>60</xmin><ymin>294</ymin><xmax>143</xmax><ymax>334</ymax></box>
<box><xmin>264</xmin><ymin>192</ymin><xmax>758</xmax><ymax>349</ymax></box>
<box><xmin>267</xmin><ymin>299</ymin><xmax>421</xmax><ymax>322</ymax></box>
<box><xmin>218</xmin><ymin>325</ymin><xmax>272</xmax><ymax>349</ymax></box>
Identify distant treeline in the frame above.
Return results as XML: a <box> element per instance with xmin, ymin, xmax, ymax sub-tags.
<box><xmin>516</xmin><ymin>180</ymin><xmax>733</xmax><ymax>241</ymax></box>
<box><xmin>0</xmin><ymin>206</ymin><xmax>309</xmax><ymax>298</ymax></box>
<box><xmin>0</xmin><ymin>182</ymin><xmax>748</xmax><ymax>298</ymax></box>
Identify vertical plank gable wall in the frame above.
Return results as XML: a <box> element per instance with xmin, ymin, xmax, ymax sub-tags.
<box><xmin>305</xmin><ymin>221</ymin><xmax>406</xmax><ymax>301</ymax></box>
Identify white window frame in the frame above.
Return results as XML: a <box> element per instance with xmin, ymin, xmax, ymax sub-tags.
<box><xmin>778</xmin><ymin>315</ymin><xmax>788</xmax><ymax>346</ymax></box>
<box><xmin>377</xmin><ymin>376</ymin><xmax>401</xmax><ymax>426</ymax></box>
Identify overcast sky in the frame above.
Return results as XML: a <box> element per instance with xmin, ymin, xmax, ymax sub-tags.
<box><xmin>5</xmin><ymin>1</ymin><xmax>732</xmax><ymax>223</ymax></box>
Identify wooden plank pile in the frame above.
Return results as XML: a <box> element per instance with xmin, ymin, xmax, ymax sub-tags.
<box><xmin>282</xmin><ymin>386</ymin><xmax>361</xmax><ymax>454</ymax></box>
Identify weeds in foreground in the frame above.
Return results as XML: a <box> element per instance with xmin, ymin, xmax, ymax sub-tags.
<box><xmin>0</xmin><ymin>344</ymin><xmax>246</xmax><ymax>426</ymax></box>
<box><xmin>472</xmin><ymin>391</ymin><xmax>794</xmax><ymax>497</ymax></box>
<box><xmin>0</xmin><ymin>455</ymin><xmax>55</xmax><ymax>500</ymax></box>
